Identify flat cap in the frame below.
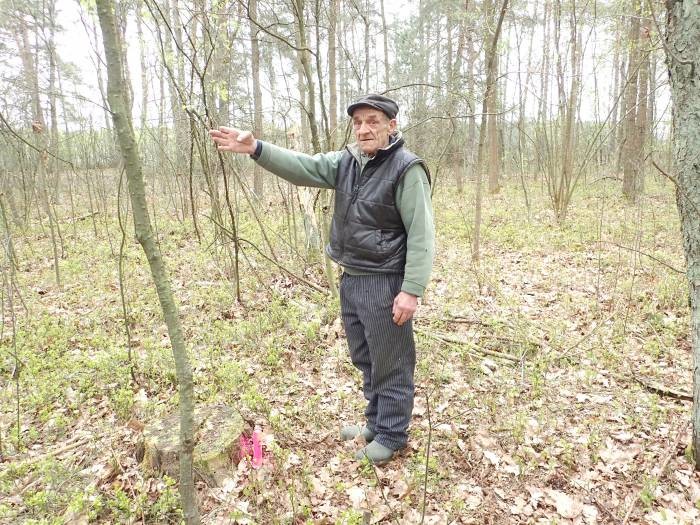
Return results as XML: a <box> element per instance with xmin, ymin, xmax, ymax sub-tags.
<box><xmin>347</xmin><ymin>94</ymin><xmax>399</xmax><ymax>120</ymax></box>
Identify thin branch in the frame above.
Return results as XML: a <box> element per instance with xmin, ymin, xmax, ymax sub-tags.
<box><xmin>0</xmin><ymin>111</ymin><xmax>76</xmax><ymax>169</ymax></box>
<box><xmin>621</xmin><ymin>419</ymin><xmax>689</xmax><ymax>524</ymax></box>
<box><xmin>415</xmin><ymin>328</ymin><xmax>519</xmax><ymax>363</ymax></box>
<box><xmin>635</xmin><ymin>376</ymin><xmax>692</xmax><ymax>402</ymax></box>
<box><xmin>651</xmin><ymin>157</ymin><xmax>700</xmax><ymax>220</ymax></box>
<box><xmin>236</xmin><ymin>0</ymin><xmax>316</xmax><ymax>56</ymax></box>
<box><xmin>600</xmin><ymin>240</ymin><xmax>685</xmax><ymax>275</ymax></box>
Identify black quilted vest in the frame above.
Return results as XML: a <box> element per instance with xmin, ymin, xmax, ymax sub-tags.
<box><xmin>326</xmin><ymin>136</ymin><xmax>430</xmax><ymax>272</ymax></box>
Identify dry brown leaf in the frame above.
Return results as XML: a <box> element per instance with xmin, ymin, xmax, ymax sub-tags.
<box><xmin>546</xmin><ymin>489</ymin><xmax>583</xmax><ymax>519</ymax></box>
<box><xmin>347</xmin><ymin>485</ymin><xmax>365</xmax><ymax>508</ymax></box>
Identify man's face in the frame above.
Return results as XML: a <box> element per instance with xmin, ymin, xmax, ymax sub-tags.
<box><xmin>352</xmin><ymin>107</ymin><xmax>397</xmax><ymax>156</ymax></box>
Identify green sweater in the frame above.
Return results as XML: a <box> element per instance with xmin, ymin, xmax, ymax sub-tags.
<box><xmin>254</xmin><ymin>138</ymin><xmax>435</xmax><ymax>297</ymax></box>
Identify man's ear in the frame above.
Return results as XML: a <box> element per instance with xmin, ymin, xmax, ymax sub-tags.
<box><xmin>388</xmin><ymin>118</ymin><xmax>397</xmax><ymax>133</ymax></box>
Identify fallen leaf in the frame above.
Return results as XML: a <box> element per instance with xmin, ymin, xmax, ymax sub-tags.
<box><xmin>546</xmin><ymin>489</ymin><xmax>583</xmax><ymax>519</ymax></box>
<box><xmin>483</xmin><ymin>450</ymin><xmax>500</xmax><ymax>467</ymax></box>
<box><xmin>347</xmin><ymin>486</ymin><xmax>365</xmax><ymax>508</ymax></box>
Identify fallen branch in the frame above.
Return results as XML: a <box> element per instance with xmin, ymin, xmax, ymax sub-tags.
<box><xmin>415</xmin><ymin>318</ymin><xmax>540</xmax><ymax>351</ymax></box>
<box><xmin>65</xmin><ymin>211</ymin><xmax>100</xmax><ymax>223</ymax></box>
<box><xmin>5</xmin><ymin>438</ymin><xmax>91</xmax><ymax>470</ymax></box>
<box><xmin>635</xmin><ymin>375</ymin><xmax>692</xmax><ymax>401</ymax></box>
<box><xmin>415</xmin><ymin>327</ymin><xmax>519</xmax><ymax>363</ymax></box>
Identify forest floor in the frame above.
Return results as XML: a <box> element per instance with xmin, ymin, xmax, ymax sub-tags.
<box><xmin>0</xmin><ymin>173</ymin><xmax>697</xmax><ymax>524</ymax></box>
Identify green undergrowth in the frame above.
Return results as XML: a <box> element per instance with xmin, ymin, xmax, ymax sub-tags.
<box><xmin>0</xmin><ymin>173</ymin><xmax>691</xmax><ymax>523</ymax></box>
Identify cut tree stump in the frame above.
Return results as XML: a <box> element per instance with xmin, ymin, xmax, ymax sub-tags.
<box><xmin>137</xmin><ymin>405</ymin><xmax>245</xmax><ymax>486</ymax></box>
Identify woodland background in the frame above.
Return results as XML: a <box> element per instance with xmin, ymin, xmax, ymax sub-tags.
<box><xmin>0</xmin><ymin>0</ymin><xmax>698</xmax><ymax>523</ymax></box>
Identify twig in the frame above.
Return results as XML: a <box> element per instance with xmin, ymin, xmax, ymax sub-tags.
<box><xmin>635</xmin><ymin>375</ymin><xmax>692</xmax><ymax>402</ymax></box>
<box><xmin>599</xmin><ymin>240</ymin><xmax>685</xmax><ymax>275</ymax></box>
<box><xmin>620</xmin><ymin>419</ymin><xmax>689</xmax><ymax>524</ymax></box>
<box><xmin>558</xmin><ymin>312</ymin><xmax>616</xmax><ymax>359</ymax></box>
<box><xmin>6</xmin><ymin>438</ymin><xmax>91</xmax><ymax>469</ymax></box>
<box><xmin>204</xmin><ymin>215</ymin><xmax>328</xmax><ymax>295</ymax></box>
<box><xmin>415</xmin><ymin>328</ymin><xmax>519</xmax><ymax>363</ymax></box>
<box><xmin>64</xmin><ymin>211</ymin><xmax>100</xmax><ymax>223</ymax></box>
<box><xmin>651</xmin><ymin>158</ymin><xmax>700</xmax><ymax>220</ymax></box>
<box><xmin>365</xmin><ymin>457</ymin><xmax>399</xmax><ymax>525</ymax></box>
<box><xmin>568</xmin><ymin>478</ymin><xmax>621</xmax><ymax>524</ymax></box>
<box><xmin>420</xmin><ymin>390</ymin><xmax>434</xmax><ymax>525</ymax></box>
<box><xmin>238</xmin><ymin>237</ymin><xmax>328</xmax><ymax>295</ymax></box>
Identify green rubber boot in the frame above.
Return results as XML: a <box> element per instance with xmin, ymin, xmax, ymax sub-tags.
<box><xmin>340</xmin><ymin>425</ymin><xmax>375</xmax><ymax>442</ymax></box>
<box><xmin>354</xmin><ymin>441</ymin><xmax>395</xmax><ymax>465</ymax></box>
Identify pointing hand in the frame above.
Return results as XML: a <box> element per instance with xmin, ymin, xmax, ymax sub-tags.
<box><xmin>208</xmin><ymin>126</ymin><xmax>257</xmax><ymax>155</ymax></box>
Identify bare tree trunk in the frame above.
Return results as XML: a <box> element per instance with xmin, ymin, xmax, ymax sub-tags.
<box><xmin>95</xmin><ymin>1</ymin><xmax>200</xmax><ymax>521</ymax></box>
<box><xmin>250</xmin><ymin>0</ymin><xmax>264</xmax><ymax>197</ymax></box>
<box><xmin>664</xmin><ymin>0</ymin><xmax>700</xmax><ymax>470</ymax></box>
<box><xmin>557</xmin><ymin>3</ymin><xmax>580</xmax><ymax>221</ymax></box>
<box><xmin>633</xmin><ymin>15</ymin><xmax>651</xmax><ymax>197</ymax></box>
<box><xmin>380</xmin><ymin>0</ymin><xmax>390</xmax><ymax>90</ymax></box>
<box><xmin>486</xmin><ymin>48</ymin><xmax>501</xmax><ymax>194</ymax></box>
<box><xmin>622</xmin><ymin>4</ymin><xmax>641</xmax><ymax>199</ymax></box>
<box><xmin>615</xmin><ymin>52</ymin><xmax>628</xmax><ymax>174</ymax></box>
<box><xmin>16</xmin><ymin>15</ymin><xmax>62</xmax><ymax>287</ymax></box>
<box><xmin>136</xmin><ymin>0</ymin><xmax>149</xmax><ymax>132</ymax></box>
<box><xmin>473</xmin><ymin>0</ymin><xmax>509</xmax><ymax>263</ymax></box>
<box><xmin>328</xmin><ymin>0</ymin><xmax>339</xmax><ymax>146</ymax></box>
<box><xmin>610</xmin><ymin>35</ymin><xmax>621</xmax><ymax>166</ymax></box>
<box><xmin>47</xmin><ymin>0</ymin><xmax>60</xmax><ymax>175</ymax></box>
<box><xmin>482</xmin><ymin>0</ymin><xmax>501</xmax><ymax>195</ymax></box>
<box><xmin>462</xmin><ymin>14</ymin><xmax>476</xmax><ymax>194</ymax></box>
<box><xmin>293</xmin><ymin>0</ymin><xmax>321</xmax><ymax>153</ymax></box>
<box><xmin>362</xmin><ymin>1</ymin><xmax>370</xmax><ymax>93</ymax></box>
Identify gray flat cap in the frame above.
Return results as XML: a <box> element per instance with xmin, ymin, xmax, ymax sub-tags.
<box><xmin>347</xmin><ymin>94</ymin><xmax>399</xmax><ymax>119</ymax></box>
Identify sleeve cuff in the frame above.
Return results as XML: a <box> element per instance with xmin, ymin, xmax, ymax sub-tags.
<box><xmin>401</xmin><ymin>281</ymin><xmax>425</xmax><ymax>298</ymax></box>
<box><xmin>250</xmin><ymin>140</ymin><xmax>263</xmax><ymax>160</ymax></box>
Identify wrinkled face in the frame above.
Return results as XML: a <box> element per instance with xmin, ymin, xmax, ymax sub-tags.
<box><xmin>352</xmin><ymin>107</ymin><xmax>397</xmax><ymax>156</ymax></box>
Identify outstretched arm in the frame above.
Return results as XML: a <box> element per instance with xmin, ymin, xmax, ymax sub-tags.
<box><xmin>209</xmin><ymin>126</ymin><xmax>341</xmax><ymax>189</ymax></box>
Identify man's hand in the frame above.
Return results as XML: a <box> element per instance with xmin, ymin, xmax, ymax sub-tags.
<box><xmin>392</xmin><ymin>291</ymin><xmax>418</xmax><ymax>326</ymax></box>
<box><xmin>208</xmin><ymin>126</ymin><xmax>257</xmax><ymax>155</ymax></box>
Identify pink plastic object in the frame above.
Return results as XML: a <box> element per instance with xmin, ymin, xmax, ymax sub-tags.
<box><xmin>239</xmin><ymin>427</ymin><xmax>265</xmax><ymax>468</ymax></box>
<box><xmin>251</xmin><ymin>426</ymin><xmax>264</xmax><ymax>468</ymax></box>
<box><xmin>239</xmin><ymin>435</ymin><xmax>253</xmax><ymax>460</ymax></box>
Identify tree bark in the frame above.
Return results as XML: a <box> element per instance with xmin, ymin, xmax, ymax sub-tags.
<box><xmin>633</xmin><ymin>15</ymin><xmax>651</xmax><ymax>197</ymax></box>
<box><xmin>473</xmin><ymin>0</ymin><xmax>509</xmax><ymax>262</ymax></box>
<box><xmin>95</xmin><ymin>1</ymin><xmax>200</xmax><ymax>521</ymax></box>
<box><xmin>483</xmin><ymin>0</ymin><xmax>501</xmax><ymax>195</ymax></box>
<box><xmin>250</xmin><ymin>0</ymin><xmax>264</xmax><ymax>197</ymax></box>
<box><xmin>328</xmin><ymin>0</ymin><xmax>339</xmax><ymax>146</ymax></box>
<box><xmin>622</xmin><ymin>3</ymin><xmax>641</xmax><ymax>200</ymax></box>
<box><xmin>293</xmin><ymin>0</ymin><xmax>321</xmax><ymax>154</ymax></box>
<box><xmin>380</xmin><ymin>0</ymin><xmax>390</xmax><ymax>90</ymax></box>
<box><xmin>664</xmin><ymin>0</ymin><xmax>700</xmax><ymax>470</ymax></box>
<box><xmin>136</xmin><ymin>0</ymin><xmax>149</xmax><ymax>132</ymax></box>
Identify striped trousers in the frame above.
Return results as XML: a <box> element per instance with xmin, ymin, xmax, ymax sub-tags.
<box><xmin>340</xmin><ymin>272</ymin><xmax>416</xmax><ymax>450</ymax></box>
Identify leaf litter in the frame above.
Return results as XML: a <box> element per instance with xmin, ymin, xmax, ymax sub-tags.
<box><xmin>1</xmin><ymin>184</ymin><xmax>698</xmax><ymax>523</ymax></box>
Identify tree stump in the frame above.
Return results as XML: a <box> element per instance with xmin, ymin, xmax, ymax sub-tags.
<box><xmin>137</xmin><ymin>405</ymin><xmax>245</xmax><ymax>486</ymax></box>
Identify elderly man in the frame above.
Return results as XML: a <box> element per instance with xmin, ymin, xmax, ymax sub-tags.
<box><xmin>209</xmin><ymin>94</ymin><xmax>434</xmax><ymax>465</ymax></box>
